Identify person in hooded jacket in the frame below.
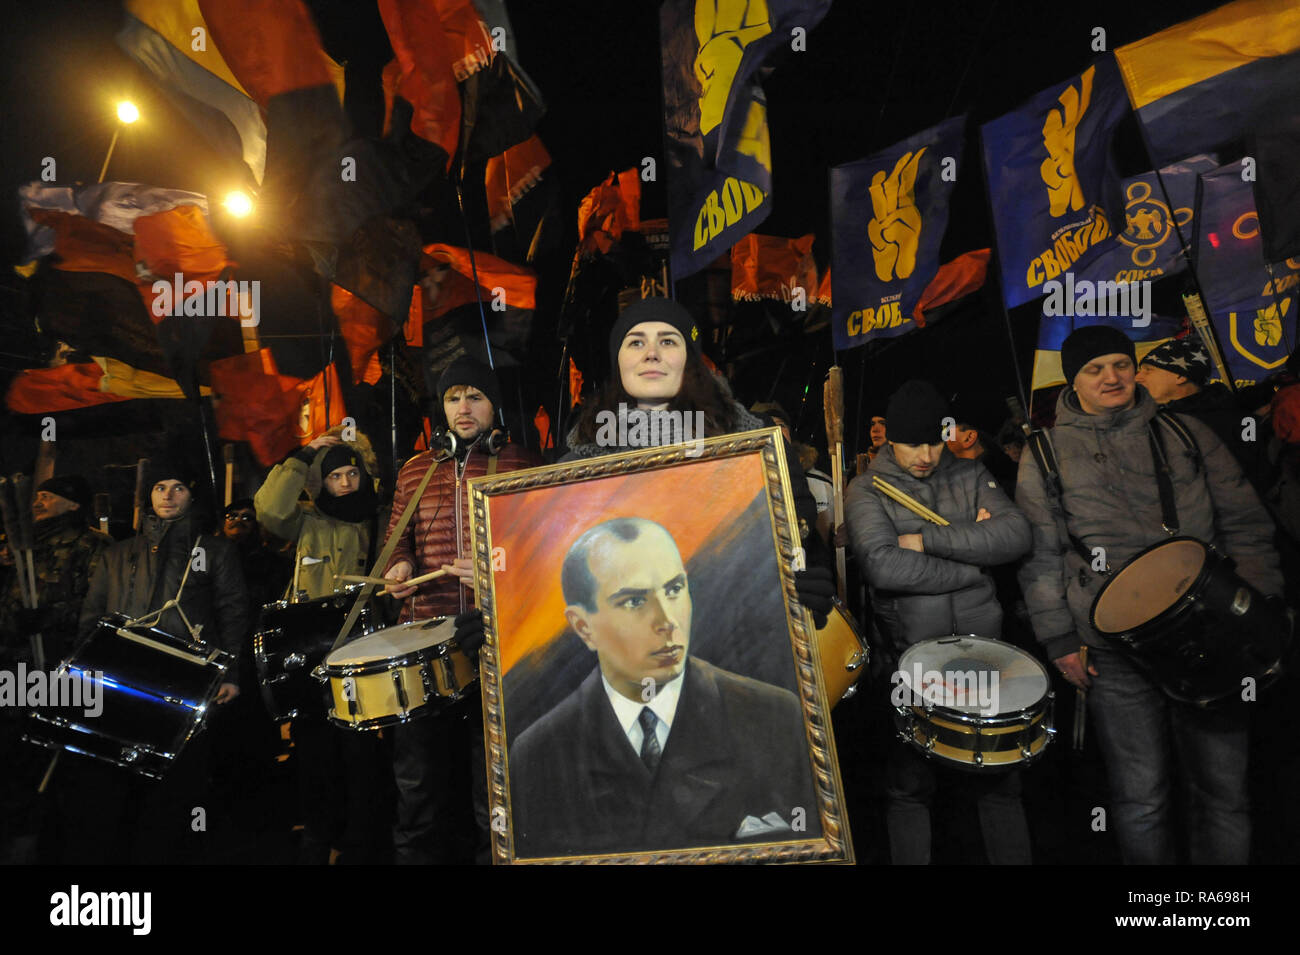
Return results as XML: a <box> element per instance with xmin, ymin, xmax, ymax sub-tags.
<box><xmin>254</xmin><ymin>426</ymin><xmax>392</xmax><ymax>863</ymax></box>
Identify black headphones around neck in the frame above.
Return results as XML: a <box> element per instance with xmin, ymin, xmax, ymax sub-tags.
<box><xmin>433</xmin><ymin>426</ymin><xmax>509</xmax><ymax>457</ymax></box>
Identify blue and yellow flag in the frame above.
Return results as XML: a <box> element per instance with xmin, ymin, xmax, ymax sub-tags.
<box><xmin>1059</xmin><ymin>155</ymin><xmax>1217</xmax><ymax>289</ymax></box>
<box><xmin>981</xmin><ymin>57</ymin><xmax>1130</xmax><ymax>309</ymax></box>
<box><xmin>1193</xmin><ymin>161</ymin><xmax>1300</xmax><ymax>385</ymax></box>
<box><xmin>661</xmin><ymin>0</ymin><xmax>832</xmax><ymax>282</ymax></box>
<box><xmin>829</xmin><ymin>115</ymin><xmax>965</xmax><ymax>350</ymax></box>
<box><xmin>1193</xmin><ymin>162</ymin><xmax>1300</xmax><ymax>312</ymax></box>
<box><xmin>1115</xmin><ymin>1</ymin><xmax>1300</xmax><ymax>262</ymax></box>
<box><xmin>1114</xmin><ymin>0</ymin><xmax>1300</xmax><ymax>167</ymax></box>
<box><xmin>1209</xmin><ymin>294</ymin><xmax>1297</xmax><ymax>387</ymax></box>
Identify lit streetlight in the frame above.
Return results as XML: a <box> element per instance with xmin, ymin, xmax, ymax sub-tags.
<box><xmin>99</xmin><ymin>100</ymin><xmax>140</xmax><ymax>183</ymax></box>
<box><xmin>222</xmin><ymin>191</ymin><xmax>254</xmax><ymax>217</ymax></box>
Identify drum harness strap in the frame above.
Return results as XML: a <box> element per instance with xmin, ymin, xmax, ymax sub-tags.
<box><xmin>1026</xmin><ymin>410</ymin><xmax>1203</xmax><ymax>577</ymax></box>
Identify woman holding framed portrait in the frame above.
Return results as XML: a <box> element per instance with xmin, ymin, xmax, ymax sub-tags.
<box><xmin>563</xmin><ymin>297</ymin><xmax>835</xmax><ymax>623</ymax></box>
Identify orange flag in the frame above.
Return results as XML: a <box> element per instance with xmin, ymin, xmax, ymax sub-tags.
<box><xmin>332</xmin><ymin>284</ymin><xmax>394</xmax><ymax>384</ymax></box>
<box><xmin>568</xmin><ymin>356</ymin><xmax>583</xmax><ymax>408</ymax></box>
<box><xmin>731</xmin><ymin>233</ymin><xmax>818</xmax><ymax>304</ymax></box>
<box><xmin>486</xmin><ymin>135</ymin><xmax>552</xmax><ymax>232</ymax></box>
<box><xmin>577</xmin><ymin>170</ymin><xmax>641</xmax><ymax>256</ymax></box>
<box><xmin>534</xmin><ymin>405</ymin><xmax>554</xmax><ymax>449</ymax></box>
<box><xmin>912</xmin><ymin>249</ymin><xmax>990</xmax><ymax>326</ymax></box>
<box><xmin>25</xmin><ymin>209</ymin><xmax>137</xmax><ymax>284</ymax></box>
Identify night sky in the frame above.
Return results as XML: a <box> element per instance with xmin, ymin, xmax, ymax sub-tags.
<box><xmin>0</xmin><ymin>0</ymin><xmax>1228</xmax><ymax>461</ymax></box>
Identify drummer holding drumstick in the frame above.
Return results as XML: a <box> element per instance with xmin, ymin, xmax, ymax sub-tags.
<box><xmin>381</xmin><ymin>357</ymin><xmax>539</xmax><ymax>865</ymax></box>
<box><xmin>845</xmin><ymin>380</ymin><xmax>1034</xmax><ymax>865</ymax></box>
<box><xmin>1016</xmin><ymin>326</ymin><xmax>1282</xmax><ymax>865</ymax></box>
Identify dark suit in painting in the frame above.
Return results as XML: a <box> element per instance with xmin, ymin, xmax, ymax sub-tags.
<box><xmin>508</xmin><ymin>657</ymin><xmax>819</xmax><ymax>857</ymax></box>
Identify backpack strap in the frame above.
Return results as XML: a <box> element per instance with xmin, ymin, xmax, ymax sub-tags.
<box><xmin>1155</xmin><ymin>409</ymin><xmax>1203</xmax><ymax>473</ymax></box>
<box><xmin>1026</xmin><ymin>428</ymin><xmax>1102</xmax><ymax>570</ymax></box>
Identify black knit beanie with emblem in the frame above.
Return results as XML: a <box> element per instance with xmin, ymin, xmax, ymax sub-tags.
<box><xmin>885</xmin><ymin>380</ymin><xmax>951</xmax><ymax>445</ymax></box>
<box><xmin>1061</xmin><ymin>325</ymin><xmax>1136</xmax><ymax>386</ymax></box>
<box><xmin>608</xmin><ymin>297</ymin><xmax>701</xmax><ymax>371</ymax></box>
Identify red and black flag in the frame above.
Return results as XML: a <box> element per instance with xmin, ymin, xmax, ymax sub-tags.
<box><xmin>661</xmin><ymin>0</ymin><xmax>831</xmax><ymax>281</ymax></box>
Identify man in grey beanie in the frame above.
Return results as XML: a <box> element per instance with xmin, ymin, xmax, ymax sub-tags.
<box><xmin>1016</xmin><ymin>325</ymin><xmax>1281</xmax><ymax>864</ymax></box>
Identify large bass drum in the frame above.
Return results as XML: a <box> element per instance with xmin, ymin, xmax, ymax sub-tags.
<box><xmin>1090</xmin><ymin>537</ymin><xmax>1291</xmax><ymax>706</ymax></box>
<box><xmin>24</xmin><ymin>614</ymin><xmax>231</xmax><ymax>779</ymax></box>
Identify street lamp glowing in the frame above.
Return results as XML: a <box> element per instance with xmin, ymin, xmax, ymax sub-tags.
<box><xmin>223</xmin><ymin>191</ymin><xmax>253</xmax><ymax>217</ymax></box>
<box><xmin>116</xmin><ymin>101</ymin><xmax>140</xmax><ymax>124</ymax></box>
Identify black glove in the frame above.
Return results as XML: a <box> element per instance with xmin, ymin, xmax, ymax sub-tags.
<box><xmin>793</xmin><ymin>566</ymin><xmax>834</xmax><ymax>630</ymax></box>
<box><xmin>453</xmin><ymin>609</ymin><xmax>486</xmax><ymax>664</ymax></box>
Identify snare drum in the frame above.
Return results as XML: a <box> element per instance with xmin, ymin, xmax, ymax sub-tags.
<box><xmin>893</xmin><ymin>635</ymin><xmax>1054</xmax><ymax>771</ymax></box>
<box><xmin>815</xmin><ymin>600</ymin><xmax>869</xmax><ymax>706</ymax></box>
<box><xmin>312</xmin><ymin>618</ymin><xmax>476</xmax><ymax>730</ymax></box>
<box><xmin>1090</xmin><ymin>537</ymin><xmax>1291</xmax><ymax>705</ymax></box>
<box><xmin>253</xmin><ymin>587</ymin><xmax>378</xmax><ymax>720</ymax></box>
<box><xmin>24</xmin><ymin>614</ymin><xmax>231</xmax><ymax>779</ymax></box>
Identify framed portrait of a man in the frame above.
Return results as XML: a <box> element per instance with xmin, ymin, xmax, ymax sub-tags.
<box><xmin>468</xmin><ymin>428</ymin><xmax>854</xmax><ymax>864</ymax></box>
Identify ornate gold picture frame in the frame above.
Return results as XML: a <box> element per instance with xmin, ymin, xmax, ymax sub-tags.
<box><xmin>468</xmin><ymin>427</ymin><xmax>853</xmax><ymax>864</ymax></box>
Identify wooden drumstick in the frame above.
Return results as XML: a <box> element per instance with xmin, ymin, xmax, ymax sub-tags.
<box><xmin>871</xmin><ymin>475</ymin><xmax>951</xmax><ymax>526</ymax></box>
<box><xmin>404</xmin><ymin>568</ymin><xmax>452</xmax><ymax>587</ymax></box>
<box><xmin>338</xmin><ymin>574</ymin><xmax>407</xmax><ymax>587</ymax></box>
<box><xmin>339</xmin><ymin>568</ymin><xmax>451</xmax><ymax>590</ymax></box>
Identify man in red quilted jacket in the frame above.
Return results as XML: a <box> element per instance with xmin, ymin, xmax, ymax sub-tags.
<box><xmin>383</xmin><ymin>357</ymin><xmax>539</xmax><ymax>863</ymax></box>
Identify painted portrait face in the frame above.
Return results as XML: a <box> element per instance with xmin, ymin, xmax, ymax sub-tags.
<box><xmin>151</xmin><ymin>480</ymin><xmax>193</xmax><ymax>520</ymax></box>
<box><xmin>443</xmin><ymin>385</ymin><xmax>495</xmax><ymax>441</ymax></box>
<box><xmin>1073</xmin><ymin>352</ymin><xmax>1137</xmax><ymax>414</ymax></box>
<box><xmin>889</xmin><ymin>441</ymin><xmax>944</xmax><ymax>480</ymax></box>
<box><xmin>618</xmin><ymin>322</ymin><xmax>687</xmax><ymax>408</ymax></box>
<box><xmin>566</xmin><ymin>524</ymin><xmax>692</xmax><ymax>701</ymax></box>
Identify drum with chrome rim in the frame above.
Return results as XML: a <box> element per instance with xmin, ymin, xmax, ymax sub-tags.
<box><xmin>312</xmin><ymin>617</ymin><xmax>476</xmax><ymax>730</ymax></box>
<box><xmin>893</xmin><ymin>635</ymin><xmax>1054</xmax><ymax>771</ymax></box>
<box><xmin>24</xmin><ymin>614</ymin><xmax>231</xmax><ymax>779</ymax></box>
<box><xmin>815</xmin><ymin>599</ymin><xmax>869</xmax><ymax>706</ymax></box>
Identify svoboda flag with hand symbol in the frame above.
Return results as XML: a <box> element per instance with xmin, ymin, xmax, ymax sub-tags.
<box><xmin>982</xmin><ymin>57</ymin><xmax>1129</xmax><ymax>309</ymax></box>
<box><xmin>829</xmin><ymin>116</ymin><xmax>965</xmax><ymax>349</ymax></box>
<box><xmin>661</xmin><ymin>0</ymin><xmax>831</xmax><ymax>282</ymax></box>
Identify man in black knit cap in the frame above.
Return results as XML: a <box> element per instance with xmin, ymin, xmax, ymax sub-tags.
<box><xmin>846</xmin><ymin>380</ymin><xmax>1033</xmax><ymax>864</ymax></box>
<box><xmin>1017</xmin><ymin>325</ymin><xmax>1280</xmax><ymax>864</ymax></box>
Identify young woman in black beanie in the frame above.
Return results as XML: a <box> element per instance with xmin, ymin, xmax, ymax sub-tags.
<box><xmin>564</xmin><ymin>297</ymin><xmax>834</xmax><ymax>624</ymax></box>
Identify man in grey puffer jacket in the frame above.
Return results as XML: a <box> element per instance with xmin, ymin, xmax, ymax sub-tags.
<box><xmin>1016</xmin><ymin>326</ymin><xmax>1281</xmax><ymax>865</ymax></box>
<box><xmin>846</xmin><ymin>380</ymin><xmax>1033</xmax><ymax>864</ymax></box>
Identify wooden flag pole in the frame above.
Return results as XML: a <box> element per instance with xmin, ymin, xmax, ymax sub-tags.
<box><xmin>823</xmin><ymin>365</ymin><xmax>848</xmax><ymax>603</ymax></box>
